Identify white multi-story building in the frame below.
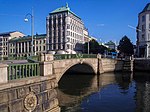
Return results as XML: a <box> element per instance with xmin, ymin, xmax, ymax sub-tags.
<box><xmin>46</xmin><ymin>4</ymin><xmax>84</xmax><ymax>54</ymax></box>
<box><xmin>0</xmin><ymin>31</ymin><xmax>24</xmax><ymax>60</ymax></box>
<box><xmin>137</xmin><ymin>3</ymin><xmax>150</xmax><ymax>57</ymax></box>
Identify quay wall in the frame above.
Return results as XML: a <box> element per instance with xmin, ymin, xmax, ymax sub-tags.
<box><xmin>0</xmin><ymin>76</ymin><xmax>60</xmax><ymax>112</ymax></box>
<box><xmin>100</xmin><ymin>58</ymin><xmax>124</xmax><ymax>73</ymax></box>
<box><xmin>134</xmin><ymin>59</ymin><xmax>150</xmax><ymax>71</ymax></box>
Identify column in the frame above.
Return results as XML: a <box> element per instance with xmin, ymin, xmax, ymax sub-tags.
<box><xmin>27</xmin><ymin>42</ymin><xmax>29</xmax><ymax>54</ymax></box>
<box><xmin>51</xmin><ymin>16</ymin><xmax>54</xmax><ymax>50</ymax></box>
<box><xmin>24</xmin><ymin>42</ymin><xmax>26</xmax><ymax>55</ymax></box>
<box><xmin>46</xmin><ymin>16</ymin><xmax>49</xmax><ymax>51</ymax></box>
<box><xmin>56</xmin><ymin>15</ymin><xmax>58</xmax><ymax>50</ymax></box>
<box><xmin>20</xmin><ymin>42</ymin><xmax>22</xmax><ymax>54</ymax></box>
<box><xmin>0</xmin><ymin>64</ymin><xmax>8</xmax><ymax>83</ymax></box>
<box><xmin>17</xmin><ymin>43</ymin><xmax>19</xmax><ymax>56</ymax></box>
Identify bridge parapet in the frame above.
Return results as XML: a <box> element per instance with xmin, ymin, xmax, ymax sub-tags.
<box><xmin>54</xmin><ymin>54</ymin><xmax>97</xmax><ymax>60</ymax></box>
<box><xmin>8</xmin><ymin>63</ymin><xmax>40</xmax><ymax>80</ymax></box>
<box><xmin>0</xmin><ymin>62</ymin><xmax>40</xmax><ymax>84</ymax></box>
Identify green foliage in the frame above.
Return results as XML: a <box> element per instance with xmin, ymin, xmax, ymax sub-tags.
<box><xmin>84</xmin><ymin>39</ymin><xmax>100</xmax><ymax>54</ymax></box>
<box><xmin>117</xmin><ymin>35</ymin><xmax>134</xmax><ymax>56</ymax></box>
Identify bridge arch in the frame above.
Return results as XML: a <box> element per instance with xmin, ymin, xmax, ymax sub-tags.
<box><xmin>55</xmin><ymin>59</ymin><xmax>98</xmax><ymax>83</ymax></box>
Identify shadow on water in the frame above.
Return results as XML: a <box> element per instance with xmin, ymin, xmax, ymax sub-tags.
<box><xmin>133</xmin><ymin>72</ymin><xmax>150</xmax><ymax>82</ymax></box>
<box><xmin>58</xmin><ymin>73</ymin><xmax>95</xmax><ymax>96</ymax></box>
<box><xmin>57</xmin><ymin>71</ymin><xmax>150</xmax><ymax>112</ymax></box>
<box><xmin>133</xmin><ymin>72</ymin><xmax>150</xmax><ymax>112</ymax></box>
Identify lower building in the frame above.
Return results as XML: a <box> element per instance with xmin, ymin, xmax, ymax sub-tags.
<box><xmin>0</xmin><ymin>31</ymin><xmax>25</xmax><ymax>60</ymax></box>
<box><xmin>104</xmin><ymin>41</ymin><xmax>116</xmax><ymax>50</ymax></box>
<box><xmin>8</xmin><ymin>34</ymin><xmax>46</xmax><ymax>58</ymax></box>
<box><xmin>136</xmin><ymin>3</ymin><xmax>150</xmax><ymax>57</ymax></box>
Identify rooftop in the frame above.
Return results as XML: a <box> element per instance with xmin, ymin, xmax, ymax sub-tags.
<box><xmin>9</xmin><ymin>34</ymin><xmax>46</xmax><ymax>42</ymax></box>
<box><xmin>105</xmin><ymin>41</ymin><xmax>115</xmax><ymax>45</ymax></box>
<box><xmin>50</xmin><ymin>3</ymin><xmax>81</xmax><ymax>19</ymax></box>
<box><xmin>0</xmin><ymin>31</ymin><xmax>16</xmax><ymax>36</ymax></box>
<box><xmin>51</xmin><ymin>3</ymin><xmax>70</xmax><ymax>14</ymax></box>
<box><xmin>141</xmin><ymin>3</ymin><xmax>150</xmax><ymax>13</ymax></box>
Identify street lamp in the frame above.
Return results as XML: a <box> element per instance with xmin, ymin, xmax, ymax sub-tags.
<box><xmin>88</xmin><ymin>36</ymin><xmax>98</xmax><ymax>54</ymax></box>
<box><xmin>88</xmin><ymin>38</ymin><xmax>91</xmax><ymax>54</ymax></box>
<box><xmin>24</xmin><ymin>9</ymin><xmax>34</xmax><ymax>56</ymax></box>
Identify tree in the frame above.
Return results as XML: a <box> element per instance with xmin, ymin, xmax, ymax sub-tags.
<box><xmin>117</xmin><ymin>35</ymin><xmax>134</xmax><ymax>56</ymax></box>
<box><xmin>84</xmin><ymin>39</ymin><xmax>100</xmax><ymax>54</ymax></box>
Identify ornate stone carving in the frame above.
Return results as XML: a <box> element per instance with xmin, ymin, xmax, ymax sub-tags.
<box><xmin>24</xmin><ymin>92</ymin><xmax>37</xmax><ymax>111</ymax></box>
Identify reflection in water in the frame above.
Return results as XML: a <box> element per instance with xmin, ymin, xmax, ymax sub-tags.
<box><xmin>133</xmin><ymin>72</ymin><xmax>150</xmax><ymax>112</ymax></box>
<box><xmin>57</xmin><ymin>72</ymin><xmax>150</xmax><ymax>112</ymax></box>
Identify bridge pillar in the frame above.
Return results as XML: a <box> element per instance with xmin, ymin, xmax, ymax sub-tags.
<box><xmin>40</xmin><ymin>54</ymin><xmax>54</xmax><ymax>76</ymax></box>
<box><xmin>40</xmin><ymin>62</ymin><xmax>53</xmax><ymax>76</ymax></box>
<box><xmin>40</xmin><ymin>54</ymin><xmax>54</xmax><ymax>62</ymax></box>
<box><xmin>0</xmin><ymin>64</ymin><xmax>8</xmax><ymax>84</ymax></box>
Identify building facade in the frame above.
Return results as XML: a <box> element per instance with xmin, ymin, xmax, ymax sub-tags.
<box><xmin>46</xmin><ymin>4</ymin><xmax>84</xmax><ymax>54</ymax></box>
<box><xmin>9</xmin><ymin>34</ymin><xmax>46</xmax><ymax>58</ymax></box>
<box><xmin>137</xmin><ymin>3</ymin><xmax>150</xmax><ymax>58</ymax></box>
<box><xmin>0</xmin><ymin>31</ymin><xmax>25</xmax><ymax>60</ymax></box>
<box><xmin>105</xmin><ymin>41</ymin><xmax>116</xmax><ymax>50</ymax></box>
<box><xmin>83</xmin><ymin>28</ymin><xmax>90</xmax><ymax>43</ymax></box>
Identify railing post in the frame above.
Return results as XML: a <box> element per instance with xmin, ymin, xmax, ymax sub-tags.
<box><xmin>0</xmin><ymin>64</ymin><xmax>8</xmax><ymax>84</ymax></box>
<box><xmin>22</xmin><ymin>65</ymin><xmax>24</xmax><ymax>78</ymax></box>
<box><xmin>40</xmin><ymin>53</ymin><xmax>45</xmax><ymax>61</ymax></box>
<box><xmin>25</xmin><ymin>65</ymin><xmax>27</xmax><ymax>78</ymax></box>
<box><xmin>97</xmin><ymin>54</ymin><xmax>101</xmax><ymax>59</ymax></box>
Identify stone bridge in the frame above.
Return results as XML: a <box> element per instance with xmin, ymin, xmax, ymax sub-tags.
<box><xmin>40</xmin><ymin>54</ymin><xmax>124</xmax><ymax>82</ymax></box>
<box><xmin>0</xmin><ymin>54</ymin><xmax>124</xmax><ymax>112</ymax></box>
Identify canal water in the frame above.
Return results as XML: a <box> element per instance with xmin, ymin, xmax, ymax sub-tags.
<box><xmin>57</xmin><ymin>72</ymin><xmax>150</xmax><ymax>112</ymax></box>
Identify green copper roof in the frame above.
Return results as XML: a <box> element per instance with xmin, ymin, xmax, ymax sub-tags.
<box><xmin>50</xmin><ymin>3</ymin><xmax>81</xmax><ymax>19</ymax></box>
<box><xmin>9</xmin><ymin>34</ymin><xmax>46</xmax><ymax>42</ymax></box>
<box><xmin>51</xmin><ymin>6</ymin><xmax>70</xmax><ymax>14</ymax></box>
<box><xmin>142</xmin><ymin>3</ymin><xmax>150</xmax><ymax>12</ymax></box>
<box><xmin>105</xmin><ymin>41</ymin><xmax>115</xmax><ymax>45</ymax></box>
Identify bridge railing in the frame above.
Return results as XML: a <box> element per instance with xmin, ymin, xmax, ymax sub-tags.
<box><xmin>8</xmin><ymin>63</ymin><xmax>40</xmax><ymax>80</ymax></box>
<box><xmin>54</xmin><ymin>54</ymin><xmax>97</xmax><ymax>60</ymax></box>
<box><xmin>27</xmin><ymin>55</ymin><xmax>40</xmax><ymax>63</ymax></box>
<box><xmin>8</xmin><ymin>55</ymin><xmax>40</xmax><ymax>62</ymax></box>
<box><xmin>8</xmin><ymin>56</ymin><xmax>27</xmax><ymax>60</ymax></box>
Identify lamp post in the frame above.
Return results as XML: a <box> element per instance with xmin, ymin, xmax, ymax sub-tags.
<box><xmin>87</xmin><ymin>38</ymin><xmax>92</xmax><ymax>54</ymax></box>
<box><xmin>24</xmin><ymin>9</ymin><xmax>34</xmax><ymax>56</ymax></box>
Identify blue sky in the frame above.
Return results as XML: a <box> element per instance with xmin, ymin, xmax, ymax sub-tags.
<box><xmin>0</xmin><ymin>0</ymin><xmax>149</xmax><ymax>44</ymax></box>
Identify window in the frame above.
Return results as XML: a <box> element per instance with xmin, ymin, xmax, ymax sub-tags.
<box><xmin>67</xmin><ymin>31</ymin><xmax>69</xmax><ymax>36</ymax></box>
<box><xmin>53</xmin><ymin>45</ymin><xmax>56</xmax><ymax>49</ymax></box>
<box><xmin>142</xmin><ymin>25</ymin><xmax>145</xmax><ymax>32</ymax></box>
<box><xmin>67</xmin><ymin>24</ymin><xmax>70</xmax><ymax>29</ymax></box>
<box><xmin>67</xmin><ymin>44</ymin><xmax>69</xmax><ymax>49</ymax></box>
<box><xmin>43</xmin><ymin>40</ymin><xmax>46</xmax><ymax>44</ymax></box>
<box><xmin>142</xmin><ymin>34</ymin><xmax>145</xmax><ymax>39</ymax></box>
<box><xmin>43</xmin><ymin>46</ymin><xmax>45</xmax><ymax>51</ymax></box>
<box><xmin>142</xmin><ymin>15</ymin><xmax>145</xmax><ymax>22</ymax></box>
